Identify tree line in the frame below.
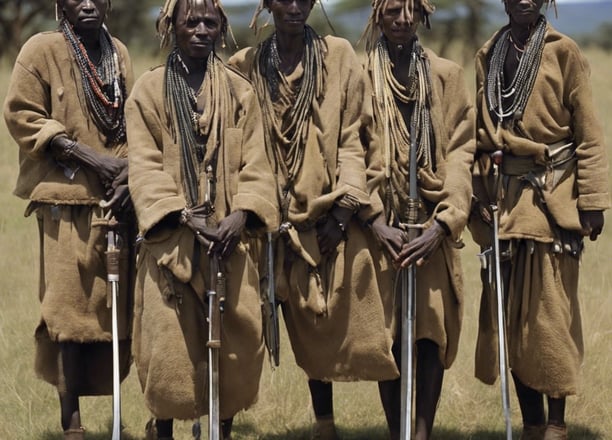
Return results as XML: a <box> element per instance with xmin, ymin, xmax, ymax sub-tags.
<box><xmin>1</xmin><ymin>0</ymin><xmax>610</xmax><ymax>63</ymax></box>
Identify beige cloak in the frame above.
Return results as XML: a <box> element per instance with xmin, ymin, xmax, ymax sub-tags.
<box><xmin>3</xmin><ymin>30</ymin><xmax>135</xmax><ymax>395</ymax></box>
<box><xmin>366</xmin><ymin>47</ymin><xmax>475</xmax><ymax>368</ymax></box>
<box><xmin>126</xmin><ymin>63</ymin><xmax>279</xmax><ymax>420</ymax></box>
<box><xmin>229</xmin><ymin>35</ymin><xmax>399</xmax><ymax>381</ymax></box>
<box><xmin>472</xmin><ymin>22</ymin><xmax>610</xmax><ymax>396</ymax></box>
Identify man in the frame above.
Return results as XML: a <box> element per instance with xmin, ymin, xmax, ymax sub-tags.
<box><xmin>229</xmin><ymin>1</ymin><xmax>399</xmax><ymax>438</ymax></box>
<box><xmin>362</xmin><ymin>1</ymin><xmax>475</xmax><ymax>438</ymax></box>
<box><xmin>125</xmin><ymin>0</ymin><xmax>278</xmax><ymax>439</ymax></box>
<box><xmin>471</xmin><ymin>1</ymin><xmax>609</xmax><ymax>438</ymax></box>
<box><xmin>3</xmin><ymin>1</ymin><xmax>134</xmax><ymax>438</ymax></box>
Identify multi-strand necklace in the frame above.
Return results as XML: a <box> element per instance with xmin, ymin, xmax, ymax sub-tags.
<box><xmin>371</xmin><ymin>37</ymin><xmax>433</xmax><ymax>176</ymax></box>
<box><xmin>254</xmin><ymin>25</ymin><xmax>325</xmax><ymax>191</ymax></box>
<box><xmin>370</xmin><ymin>37</ymin><xmax>433</xmax><ymax>224</ymax></box>
<box><xmin>486</xmin><ymin>15</ymin><xmax>547</xmax><ymax>125</ymax></box>
<box><xmin>60</xmin><ymin>19</ymin><xmax>126</xmax><ymax>146</ymax></box>
<box><xmin>165</xmin><ymin>49</ymin><xmax>230</xmax><ymax>207</ymax></box>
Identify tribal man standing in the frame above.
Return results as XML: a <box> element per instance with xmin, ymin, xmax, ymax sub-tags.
<box><xmin>471</xmin><ymin>0</ymin><xmax>610</xmax><ymax>438</ymax></box>
<box><xmin>229</xmin><ymin>1</ymin><xmax>399</xmax><ymax>438</ymax></box>
<box><xmin>126</xmin><ymin>0</ymin><xmax>278</xmax><ymax>439</ymax></box>
<box><xmin>3</xmin><ymin>0</ymin><xmax>135</xmax><ymax>438</ymax></box>
<box><xmin>362</xmin><ymin>0</ymin><xmax>475</xmax><ymax>438</ymax></box>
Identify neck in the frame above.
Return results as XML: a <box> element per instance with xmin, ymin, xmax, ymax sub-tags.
<box><xmin>75</xmin><ymin>28</ymin><xmax>102</xmax><ymax>49</ymax></box>
<box><xmin>386</xmin><ymin>36</ymin><xmax>416</xmax><ymax>63</ymax></box>
<box><xmin>274</xmin><ymin>29</ymin><xmax>306</xmax><ymax>73</ymax></box>
<box><xmin>509</xmin><ymin>17</ymin><xmax>539</xmax><ymax>47</ymax></box>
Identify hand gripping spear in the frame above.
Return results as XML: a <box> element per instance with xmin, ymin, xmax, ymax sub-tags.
<box><xmin>400</xmin><ymin>122</ymin><xmax>420</xmax><ymax>440</ymax></box>
<box><xmin>478</xmin><ymin>150</ymin><xmax>512</xmax><ymax>439</ymax></box>
<box><xmin>105</xmin><ymin>217</ymin><xmax>122</xmax><ymax>440</ymax></box>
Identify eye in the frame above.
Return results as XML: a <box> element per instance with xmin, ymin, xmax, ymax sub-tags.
<box><xmin>186</xmin><ymin>17</ymin><xmax>200</xmax><ymax>27</ymax></box>
<box><xmin>204</xmin><ymin>18</ymin><xmax>219</xmax><ymax>29</ymax></box>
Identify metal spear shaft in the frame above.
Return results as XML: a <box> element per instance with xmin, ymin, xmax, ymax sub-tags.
<box><xmin>106</xmin><ymin>225</ymin><xmax>121</xmax><ymax>440</ymax></box>
<box><xmin>400</xmin><ymin>120</ymin><xmax>419</xmax><ymax>440</ymax></box>
<box><xmin>490</xmin><ymin>151</ymin><xmax>512</xmax><ymax>440</ymax></box>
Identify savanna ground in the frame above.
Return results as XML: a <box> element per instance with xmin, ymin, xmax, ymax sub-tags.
<box><xmin>0</xmin><ymin>49</ymin><xmax>611</xmax><ymax>439</ymax></box>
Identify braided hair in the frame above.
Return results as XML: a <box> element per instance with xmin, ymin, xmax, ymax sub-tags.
<box><xmin>362</xmin><ymin>0</ymin><xmax>435</xmax><ymax>52</ymax></box>
<box><xmin>157</xmin><ymin>0</ymin><xmax>235</xmax><ymax>49</ymax></box>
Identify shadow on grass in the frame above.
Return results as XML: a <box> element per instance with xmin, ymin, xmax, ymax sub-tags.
<box><xmin>232</xmin><ymin>421</ymin><xmax>604</xmax><ymax>439</ymax></box>
<box><xmin>38</xmin><ymin>422</ymin><xmax>605</xmax><ymax>439</ymax></box>
<box><xmin>40</xmin><ymin>424</ymin><xmax>141</xmax><ymax>440</ymax></box>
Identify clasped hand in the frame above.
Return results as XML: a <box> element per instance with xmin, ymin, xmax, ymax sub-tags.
<box><xmin>371</xmin><ymin>216</ymin><xmax>446</xmax><ymax>268</ymax></box>
<box><xmin>316</xmin><ymin>206</ymin><xmax>354</xmax><ymax>255</ymax></box>
<box><xmin>50</xmin><ymin>135</ymin><xmax>131</xmax><ymax>215</ymax></box>
<box><xmin>186</xmin><ymin>208</ymin><xmax>247</xmax><ymax>259</ymax></box>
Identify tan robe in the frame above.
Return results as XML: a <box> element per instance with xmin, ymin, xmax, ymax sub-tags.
<box><xmin>473</xmin><ymin>23</ymin><xmax>610</xmax><ymax>396</ymax></box>
<box><xmin>3</xmin><ymin>30</ymin><xmax>134</xmax><ymax>395</ymax></box>
<box><xmin>366</xmin><ymin>47</ymin><xmax>475</xmax><ymax>368</ymax></box>
<box><xmin>229</xmin><ymin>36</ymin><xmax>399</xmax><ymax>381</ymax></box>
<box><xmin>126</xmin><ymin>64</ymin><xmax>278</xmax><ymax>420</ymax></box>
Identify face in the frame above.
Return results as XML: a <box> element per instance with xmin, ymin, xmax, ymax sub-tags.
<box><xmin>380</xmin><ymin>0</ymin><xmax>422</xmax><ymax>45</ymax></box>
<box><xmin>266</xmin><ymin>0</ymin><xmax>315</xmax><ymax>36</ymax></box>
<box><xmin>174</xmin><ymin>0</ymin><xmax>222</xmax><ymax>61</ymax></box>
<box><xmin>504</xmin><ymin>0</ymin><xmax>545</xmax><ymax>26</ymax></box>
<box><xmin>59</xmin><ymin>0</ymin><xmax>108</xmax><ymax>32</ymax></box>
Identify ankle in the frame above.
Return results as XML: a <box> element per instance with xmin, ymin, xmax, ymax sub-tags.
<box><xmin>544</xmin><ymin>423</ymin><xmax>567</xmax><ymax>440</ymax></box>
<box><xmin>63</xmin><ymin>427</ymin><xmax>85</xmax><ymax>440</ymax></box>
<box><xmin>312</xmin><ymin>415</ymin><xmax>339</xmax><ymax>440</ymax></box>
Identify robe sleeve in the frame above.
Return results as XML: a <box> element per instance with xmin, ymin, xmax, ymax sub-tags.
<box><xmin>126</xmin><ymin>71</ymin><xmax>187</xmax><ymax>236</ymax></box>
<box><xmin>231</xmin><ymin>84</ymin><xmax>280</xmax><ymax>231</ymax></box>
<box><xmin>336</xmin><ymin>40</ymin><xmax>372</xmax><ymax>209</ymax></box>
<box><xmin>433</xmin><ymin>63</ymin><xmax>477</xmax><ymax>240</ymax></box>
<box><xmin>563</xmin><ymin>47</ymin><xmax>610</xmax><ymax>210</ymax></box>
<box><xmin>3</xmin><ymin>38</ymin><xmax>66</xmax><ymax>160</ymax></box>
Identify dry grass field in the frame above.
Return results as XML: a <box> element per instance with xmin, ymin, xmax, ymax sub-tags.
<box><xmin>0</xmin><ymin>48</ymin><xmax>611</xmax><ymax>439</ymax></box>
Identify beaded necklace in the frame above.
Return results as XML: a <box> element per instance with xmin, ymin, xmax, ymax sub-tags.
<box><xmin>165</xmin><ymin>49</ymin><xmax>231</xmax><ymax>207</ymax></box>
<box><xmin>60</xmin><ymin>19</ymin><xmax>126</xmax><ymax>146</ymax></box>
<box><xmin>253</xmin><ymin>25</ymin><xmax>325</xmax><ymax>193</ymax></box>
<box><xmin>486</xmin><ymin>15</ymin><xmax>547</xmax><ymax>126</ymax></box>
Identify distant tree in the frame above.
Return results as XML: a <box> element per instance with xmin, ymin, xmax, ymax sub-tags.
<box><xmin>105</xmin><ymin>0</ymin><xmax>160</xmax><ymax>54</ymax></box>
<box><xmin>0</xmin><ymin>0</ymin><xmax>54</xmax><ymax>60</ymax></box>
<box><xmin>0</xmin><ymin>0</ymin><xmax>160</xmax><ymax>61</ymax></box>
<box><xmin>581</xmin><ymin>22</ymin><xmax>612</xmax><ymax>52</ymax></box>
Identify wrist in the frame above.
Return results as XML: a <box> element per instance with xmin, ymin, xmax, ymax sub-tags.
<box><xmin>434</xmin><ymin>219</ymin><xmax>450</xmax><ymax>236</ymax></box>
<box><xmin>50</xmin><ymin>135</ymin><xmax>78</xmax><ymax>159</ymax></box>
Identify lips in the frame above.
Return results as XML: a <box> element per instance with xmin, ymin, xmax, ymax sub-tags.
<box><xmin>191</xmin><ymin>40</ymin><xmax>211</xmax><ymax>47</ymax></box>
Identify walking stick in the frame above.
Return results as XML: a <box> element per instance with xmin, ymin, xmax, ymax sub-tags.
<box><xmin>207</xmin><ymin>254</ymin><xmax>225</xmax><ymax>440</ymax></box>
<box><xmin>400</xmin><ymin>123</ymin><xmax>420</xmax><ymax>440</ymax></box>
<box><xmin>105</xmin><ymin>218</ymin><xmax>122</xmax><ymax>440</ymax></box>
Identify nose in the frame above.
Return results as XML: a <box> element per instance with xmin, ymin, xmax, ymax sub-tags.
<box><xmin>82</xmin><ymin>0</ymin><xmax>95</xmax><ymax>12</ymax></box>
<box><xmin>396</xmin><ymin>5</ymin><xmax>414</xmax><ymax>26</ymax></box>
<box><xmin>195</xmin><ymin>21</ymin><xmax>208</xmax><ymax>36</ymax></box>
<box><xmin>287</xmin><ymin>0</ymin><xmax>300</xmax><ymax>14</ymax></box>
